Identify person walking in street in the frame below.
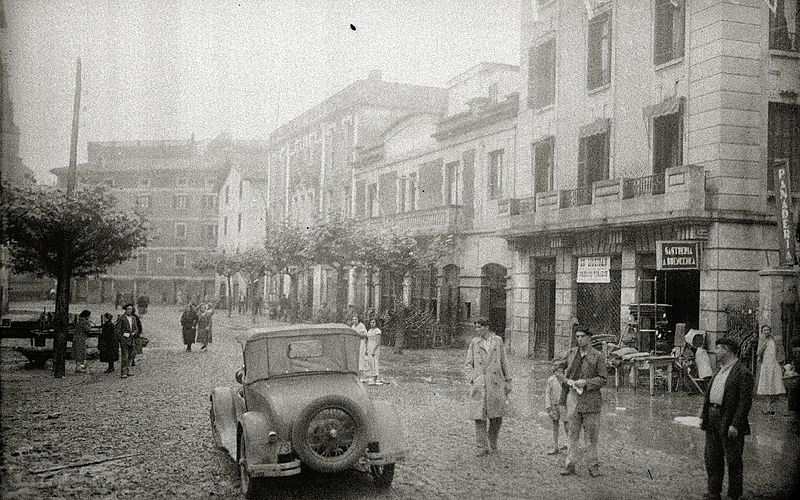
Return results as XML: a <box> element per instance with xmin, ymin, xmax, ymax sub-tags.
<box><xmin>700</xmin><ymin>337</ymin><xmax>754</xmax><ymax>500</ymax></box>
<box><xmin>131</xmin><ymin>308</ymin><xmax>144</xmax><ymax>367</ymax></box>
<box><xmin>115</xmin><ymin>291</ymin><xmax>122</xmax><ymax>310</ymax></box>
<box><xmin>756</xmin><ymin>325</ymin><xmax>785</xmax><ymax>416</ymax></box>
<box><xmin>115</xmin><ymin>304</ymin><xmax>140</xmax><ymax>378</ymax></box>
<box><xmin>196</xmin><ymin>303</ymin><xmax>214</xmax><ymax>350</ymax></box>
<box><xmin>545</xmin><ymin>360</ymin><xmax>569</xmax><ymax>455</ymax></box>
<box><xmin>365</xmin><ymin>318</ymin><xmax>382</xmax><ymax>385</ymax></box>
<box><xmin>464</xmin><ymin>316</ymin><xmax>512</xmax><ymax>457</ymax></box>
<box><xmin>350</xmin><ymin>315</ymin><xmax>368</xmax><ymax>382</ymax></box>
<box><xmin>557</xmin><ymin>326</ymin><xmax>607</xmax><ymax>477</ymax></box>
<box><xmin>180</xmin><ymin>302</ymin><xmax>199</xmax><ymax>352</ymax></box>
<box><xmin>98</xmin><ymin>312</ymin><xmax>119</xmax><ymax>373</ymax></box>
<box><xmin>136</xmin><ymin>294</ymin><xmax>149</xmax><ymax>315</ymax></box>
<box><xmin>73</xmin><ymin>310</ymin><xmax>91</xmax><ymax>373</ymax></box>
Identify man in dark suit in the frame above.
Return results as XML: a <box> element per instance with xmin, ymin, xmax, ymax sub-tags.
<box><xmin>557</xmin><ymin>326</ymin><xmax>607</xmax><ymax>477</ymax></box>
<box><xmin>700</xmin><ymin>337</ymin><xmax>753</xmax><ymax>500</ymax></box>
<box><xmin>115</xmin><ymin>304</ymin><xmax>140</xmax><ymax>379</ymax></box>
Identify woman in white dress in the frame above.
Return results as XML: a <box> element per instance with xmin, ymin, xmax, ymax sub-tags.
<box><xmin>350</xmin><ymin>315</ymin><xmax>368</xmax><ymax>381</ymax></box>
<box><xmin>757</xmin><ymin>324</ymin><xmax>785</xmax><ymax>415</ymax></box>
<box><xmin>365</xmin><ymin>318</ymin><xmax>382</xmax><ymax>385</ymax></box>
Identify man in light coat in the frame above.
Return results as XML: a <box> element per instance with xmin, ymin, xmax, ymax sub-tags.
<box><xmin>557</xmin><ymin>326</ymin><xmax>607</xmax><ymax>477</ymax></box>
<box><xmin>464</xmin><ymin>317</ymin><xmax>512</xmax><ymax>457</ymax></box>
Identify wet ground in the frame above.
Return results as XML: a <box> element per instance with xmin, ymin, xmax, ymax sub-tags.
<box><xmin>1</xmin><ymin>302</ymin><xmax>798</xmax><ymax>499</ymax></box>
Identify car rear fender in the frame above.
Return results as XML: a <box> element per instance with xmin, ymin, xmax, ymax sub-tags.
<box><xmin>238</xmin><ymin>411</ymin><xmax>278</xmax><ymax>466</ymax></box>
<box><xmin>367</xmin><ymin>401</ymin><xmax>408</xmax><ymax>462</ymax></box>
<box><xmin>210</xmin><ymin>387</ymin><xmax>237</xmax><ymax>456</ymax></box>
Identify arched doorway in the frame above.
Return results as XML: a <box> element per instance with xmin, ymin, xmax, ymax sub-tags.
<box><xmin>481</xmin><ymin>263</ymin><xmax>507</xmax><ymax>338</ymax></box>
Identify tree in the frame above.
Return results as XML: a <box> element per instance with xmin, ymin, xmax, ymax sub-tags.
<box><xmin>303</xmin><ymin>211</ymin><xmax>361</xmax><ymax>322</ymax></box>
<box><xmin>238</xmin><ymin>247</ymin><xmax>270</xmax><ymax>324</ymax></box>
<box><xmin>0</xmin><ymin>185</ymin><xmax>148</xmax><ymax>377</ymax></box>
<box><xmin>193</xmin><ymin>250</ymin><xmax>240</xmax><ymax>317</ymax></box>
<box><xmin>264</xmin><ymin>220</ymin><xmax>309</xmax><ymax>303</ymax></box>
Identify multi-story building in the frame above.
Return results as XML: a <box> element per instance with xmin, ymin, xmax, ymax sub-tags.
<box><xmin>350</xmin><ymin>62</ymin><xmax>520</xmax><ymax>336</ymax></box>
<box><xmin>52</xmin><ymin>137</ymin><xmax>223</xmax><ymax>304</ymax></box>
<box><xmin>499</xmin><ymin>0</ymin><xmax>800</xmax><ymax>358</ymax></box>
<box><xmin>216</xmin><ymin>139</ymin><xmax>270</xmax><ymax>303</ymax></box>
<box><xmin>267</xmin><ymin>70</ymin><xmax>447</xmax><ymax>313</ymax></box>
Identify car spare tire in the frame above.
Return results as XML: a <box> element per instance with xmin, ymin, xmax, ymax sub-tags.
<box><xmin>291</xmin><ymin>395</ymin><xmax>369</xmax><ymax>473</ymax></box>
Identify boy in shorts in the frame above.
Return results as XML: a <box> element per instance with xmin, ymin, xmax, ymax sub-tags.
<box><xmin>545</xmin><ymin>360</ymin><xmax>569</xmax><ymax>455</ymax></box>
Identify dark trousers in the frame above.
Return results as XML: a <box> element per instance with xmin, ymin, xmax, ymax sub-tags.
<box><xmin>704</xmin><ymin>407</ymin><xmax>744</xmax><ymax>498</ymax></box>
<box><xmin>474</xmin><ymin>417</ymin><xmax>502</xmax><ymax>451</ymax></box>
<box><xmin>120</xmin><ymin>342</ymin><xmax>133</xmax><ymax>376</ymax></box>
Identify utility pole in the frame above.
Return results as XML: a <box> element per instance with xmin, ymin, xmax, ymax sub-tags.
<box><xmin>53</xmin><ymin>58</ymin><xmax>81</xmax><ymax>378</ymax></box>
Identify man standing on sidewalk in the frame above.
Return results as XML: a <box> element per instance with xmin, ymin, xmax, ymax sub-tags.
<box><xmin>700</xmin><ymin>337</ymin><xmax>753</xmax><ymax>500</ymax></box>
<box><xmin>558</xmin><ymin>326</ymin><xmax>607</xmax><ymax>477</ymax></box>
<box><xmin>115</xmin><ymin>304</ymin><xmax>140</xmax><ymax>379</ymax></box>
<box><xmin>464</xmin><ymin>317</ymin><xmax>512</xmax><ymax>457</ymax></box>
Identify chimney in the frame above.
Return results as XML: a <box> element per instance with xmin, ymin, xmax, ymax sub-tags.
<box><xmin>368</xmin><ymin>69</ymin><xmax>382</xmax><ymax>81</ymax></box>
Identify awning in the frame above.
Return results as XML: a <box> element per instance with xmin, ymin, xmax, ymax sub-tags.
<box><xmin>643</xmin><ymin>96</ymin><xmax>685</xmax><ymax>120</ymax></box>
<box><xmin>579</xmin><ymin>118</ymin><xmax>610</xmax><ymax>138</ymax></box>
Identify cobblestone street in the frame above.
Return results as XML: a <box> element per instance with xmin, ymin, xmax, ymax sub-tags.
<box><xmin>1</xmin><ymin>304</ymin><xmax>798</xmax><ymax>499</ymax></box>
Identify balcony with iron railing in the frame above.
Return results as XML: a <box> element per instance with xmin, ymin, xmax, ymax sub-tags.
<box><xmin>358</xmin><ymin>205</ymin><xmax>465</xmax><ymax>236</ymax></box>
<box><xmin>499</xmin><ymin>165</ymin><xmax>709</xmax><ymax>236</ymax></box>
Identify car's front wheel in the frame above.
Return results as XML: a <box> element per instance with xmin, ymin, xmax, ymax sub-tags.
<box><xmin>291</xmin><ymin>395</ymin><xmax>369</xmax><ymax>474</ymax></box>
<box><xmin>239</xmin><ymin>436</ymin><xmax>261</xmax><ymax>499</ymax></box>
<box><xmin>370</xmin><ymin>463</ymin><xmax>395</xmax><ymax>488</ymax></box>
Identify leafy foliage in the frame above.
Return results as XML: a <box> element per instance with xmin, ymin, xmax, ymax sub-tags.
<box><xmin>264</xmin><ymin>219</ymin><xmax>309</xmax><ymax>276</ymax></box>
<box><xmin>192</xmin><ymin>250</ymin><xmax>240</xmax><ymax>278</ymax></box>
<box><xmin>302</xmin><ymin>211</ymin><xmax>360</xmax><ymax>271</ymax></box>
<box><xmin>1</xmin><ymin>185</ymin><xmax>149</xmax><ymax>277</ymax></box>
<box><xmin>238</xmin><ymin>247</ymin><xmax>269</xmax><ymax>283</ymax></box>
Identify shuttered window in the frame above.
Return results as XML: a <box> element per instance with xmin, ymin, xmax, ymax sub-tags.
<box><xmin>654</xmin><ymin>0</ymin><xmax>685</xmax><ymax>65</ymax></box>
<box><xmin>528</xmin><ymin>39</ymin><xmax>556</xmax><ymax>109</ymax></box>
<box><xmin>533</xmin><ymin>137</ymin><xmax>555</xmax><ymax>196</ymax></box>
<box><xmin>587</xmin><ymin>11</ymin><xmax>612</xmax><ymax>90</ymax></box>
<box><xmin>768</xmin><ymin>102</ymin><xmax>800</xmax><ymax>191</ymax></box>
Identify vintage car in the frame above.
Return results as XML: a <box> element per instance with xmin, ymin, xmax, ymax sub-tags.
<box><xmin>209</xmin><ymin>324</ymin><xmax>406</xmax><ymax>498</ymax></box>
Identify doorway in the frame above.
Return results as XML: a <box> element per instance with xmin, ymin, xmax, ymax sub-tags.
<box><xmin>532</xmin><ymin>258</ymin><xmax>556</xmax><ymax>359</ymax></box>
<box><xmin>481</xmin><ymin>263</ymin><xmax>507</xmax><ymax>338</ymax></box>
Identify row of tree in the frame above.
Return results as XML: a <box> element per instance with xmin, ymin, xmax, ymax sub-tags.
<box><xmin>195</xmin><ymin>211</ymin><xmax>455</xmax><ymax>325</ymax></box>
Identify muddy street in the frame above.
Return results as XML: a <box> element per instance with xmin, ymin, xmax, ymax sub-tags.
<box><xmin>1</xmin><ymin>303</ymin><xmax>798</xmax><ymax>499</ymax></box>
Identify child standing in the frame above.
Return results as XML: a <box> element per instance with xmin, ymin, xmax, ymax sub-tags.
<box><xmin>545</xmin><ymin>361</ymin><xmax>569</xmax><ymax>455</ymax></box>
<box><xmin>365</xmin><ymin>318</ymin><xmax>382</xmax><ymax>385</ymax></box>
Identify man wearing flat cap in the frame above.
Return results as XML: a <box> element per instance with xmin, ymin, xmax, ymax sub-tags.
<box><xmin>557</xmin><ymin>325</ymin><xmax>607</xmax><ymax>477</ymax></box>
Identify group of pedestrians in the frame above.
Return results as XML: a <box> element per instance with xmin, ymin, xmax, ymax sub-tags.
<box><xmin>349</xmin><ymin>315</ymin><xmax>382</xmax><ymax>384</ymax></box>
<box><xmin>466</xmin><ymin>318</ymin><xmax>795</xmax><ymax>499</ymax></box>
<box><xmin>73</xmin><ymin>303</ymin><xmax>145</xmax><ymax>379</ymax></box>
<box><xmin>180</xmin><ymin>302</ymin><xmax>215</xmax><ymax>352</ymax></box>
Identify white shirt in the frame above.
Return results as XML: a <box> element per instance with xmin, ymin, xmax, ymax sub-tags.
<box><xmin>708</xmin><ymin>358</ymin><xmax>736</xmax><ymax>405</ymax></box>
<box><xmin>126</xmin><ymin>314</ymin><xmax>134</xmax><ymax>330</ymax></box>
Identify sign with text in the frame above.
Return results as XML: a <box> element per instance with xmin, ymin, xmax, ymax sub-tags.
<box><xmin>774</xmin><ymin>159</ymin><xmax>796</xmax><ymax>266</ymax></box>
<box><xmin>656</xmin><ymin>241</ymin><xmax>700</xmax><ymax>270</ymax></box>
<box><xmin>576</xmin><ymin>256</ymin><xmax>611</xmax><ymax>283</ymax></box>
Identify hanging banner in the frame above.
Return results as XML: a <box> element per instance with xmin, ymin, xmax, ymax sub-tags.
<box><xmin>656</xmin><ymin>241</ymin><xmax>700</xmax><ymax>270</ymax></box>
<box><xmin>577</xmin><ymin>256</ymin><xmax>610</xmax><ymax>283</ymax></box>
<box><xmin>774</xmin><ymin>158</ymin><xmax>796</xmax><ymax>266</ymax></box>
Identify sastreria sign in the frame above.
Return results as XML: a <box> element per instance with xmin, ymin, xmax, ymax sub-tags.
<box><xmin>656</xmin><ymin>241</ymin><xmax>700</xmax><ymax>271</ymax></box>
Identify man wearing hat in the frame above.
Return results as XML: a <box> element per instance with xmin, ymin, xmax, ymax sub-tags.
<box><xmin>115</xmin><ymin>303</ymin><xmax>140</xmax><ymax>378</ymax></box>
<box><xmin>464</xmin><ymin>317</ymin><xmax>512</xmax><ymax>457</ymax></box>
<box><xmin>557</xmin><ymin>325</ymin><xmax>607</xmax><ymax>477</ymax></box>
<box><xmin>700</xmin><ymin>337</ymin><xmax>753</xmax><ymax>500</ymax></box>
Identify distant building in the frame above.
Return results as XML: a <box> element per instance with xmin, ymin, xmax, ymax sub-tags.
<box><xmin>500</xmin><ymin>0</ymin><xmax>800</xmax><ymax>358</ymax></box>
<box><xmin>351</xmin><ymin>62</ymin><xmax>520</xmax><ymax>339</ymax></box>
<box><xmin>267</xmin><ymin>70</ymin><xmax>447</xmax><ymax>315</ymax></box>
<box><xmin>51</xmin><ymin>137</ymin><xmax>224</xmax><ymax>305</ymax></box>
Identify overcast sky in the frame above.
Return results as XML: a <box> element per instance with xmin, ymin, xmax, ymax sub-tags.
<box><xmin>3</xmin><ymin>0</ymin><xmax>520</xmax><ymax>182</ymax></box>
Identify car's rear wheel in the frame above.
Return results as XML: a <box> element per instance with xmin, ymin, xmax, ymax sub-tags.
<box><xmin>239</xmin><ymin>436</ymin><xmax>261</xmax><ymax>499</ymax></box>
<box><xmin>291</xmin><ymin>395</ymin><xmax>369</xmax><ymax>473</ymax></box>
<box><xmin>370</xmin><ymin>463</ymin><xmax>395</xmax><ymax>488</ymax></box>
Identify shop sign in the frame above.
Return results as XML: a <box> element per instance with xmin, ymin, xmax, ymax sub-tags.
<box><xmin>773</xmin><ymin>159</ymin><xmax>796</xmax><ymax>266</ymax></box>
<box><xmin>576</xmin><ymin>256</ymin><xmax>610</xmax><ymax>283</ymax></box>
<box><xmin>656</xmin><ymin>241</ymin><xmax>700</xmax><ymax>270</ymax></box>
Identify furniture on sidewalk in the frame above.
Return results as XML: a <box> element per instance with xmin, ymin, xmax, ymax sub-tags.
<box><xmin>631</xmin><ymin>354</ymin><xmax>676</xmax><ymax>396</ymax></box>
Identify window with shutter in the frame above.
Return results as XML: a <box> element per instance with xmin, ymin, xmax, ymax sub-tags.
<box><xmin>769</xmin><ymin>0</ymin><xmax>798</xmax><ymax>51</ymax></box>
<box><xmin>654</xmin><ymin>0</ymin><xmax>685</xmax><ymax>65</ymax></box>
<box><xmin>577</xmin><ymin>131</ymin><xmax>609</xmax><ymax>206</ymax></box>
<box><xmin>768</xmin><ymin>102</ymin><xmax>800</xmax><ymax>191</ymax></box>
<box><xmin>529</xmin><ymin>39</ymin><xmax>555</xmax><ymax>109</ymax></box>
<box><xmin>355</xmin><ymin>181</ymin><xmax>366</xmax><ymax>218</ymax></box>
<box><xmin>587</xmin><ymin>11</ymin><xmax>611</xmax><ymax>90</ymax></box>
<box><xmin>488</xmin><ymin>150</ymin><xmax>504</xmax><ymax>200</ymax></box>
<box><xmin>533</xmin><ymin>137</ymin><xmax>555</xmax><ymax>196</ymax></box>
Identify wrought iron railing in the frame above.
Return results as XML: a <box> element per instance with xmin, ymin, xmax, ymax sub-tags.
<box><xmin>559</xmin><ymin>187</ymin><xmax>592</xmax><ymax>208</ymax></box>
<box><xmin>622</xmin><ymin>173</ymin><xmax>666</xmax><ymax>199</ymax></box>
<box><xmin>770</xmin><ymin>29</ymin><xmax>799</xmax><ymax>52</ymax></box>
<box><xmin>519</xmin><ymin>197</ymin><xmax>537</xmax><ymax>214</ymax></box>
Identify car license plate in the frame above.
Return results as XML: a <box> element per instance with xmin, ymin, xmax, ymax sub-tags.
<box><xmin>278</xmin><ymin>442</ymin><xmax>292</xmax><ymax>455</ymax></box>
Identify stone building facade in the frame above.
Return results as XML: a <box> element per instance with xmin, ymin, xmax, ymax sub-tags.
<box><xmin>52</xmin><ymin>137</ymin><xmax>224</xmax><ymax>304</ymax></box>
<box><xmin>350</xmin><ymin>62</ymin><xmax>520</xmax><ymax>337</ymax></box>
<box><xmin>501</xmin><ymin>0</ymin><xmax>800</xmax><ymax>358</ymax></box>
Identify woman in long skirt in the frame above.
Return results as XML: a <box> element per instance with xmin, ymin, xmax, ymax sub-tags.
<box><xmin>365</xmin><ymin>319</ymin><xmax>382</xmax><ymax>385</ymax></box>
<box><xmin>350</xmin><ymin>315</ymin><xmax>368</xmax><ymax>381</ymax></box>
<box><xmin>180</xmin><ymin>303</ymin><xmax>198</xmax><ymax>351</ymax></box>
<box><xmin>98</xmin><ymin>312</ymin><xmax>119</xmax><ymax>373</ymax></box>
<box><xmin>196</xmin><ymin>304</ymin><xmax>213</xmax><ymax>350</ymax></box>
<box><xmin>757</xmin><ymin>325</ymin><xmax>786</xmax><ymax>415</ymax></box>
<box><xmin>74</xmin><ymin>310</ymin><xmax>91</xmax><ymax>373</ymax></box>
